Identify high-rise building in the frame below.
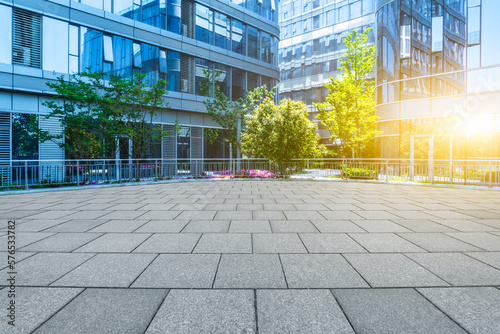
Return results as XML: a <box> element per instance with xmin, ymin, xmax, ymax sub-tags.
<box><xmin>375</xmin><ymin>0</ymin><xmax>500</xmax><ymax>159</ymax></box>
<box><xmin>278</xmin><ymin>0</ymin><xmax>376</xmax><ymax>149</ymax></box>
<box><xmin>0</xmin><ymin>0</ymin><xmax>279</xmax><ymax>170</ymax></box>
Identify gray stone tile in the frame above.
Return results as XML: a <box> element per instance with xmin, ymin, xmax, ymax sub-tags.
<box><xmin>104</xmin><ymin>203</ymin><xmax>148</xmax><ymax>211</ymax></box>
<box><xmin>0</xmin><ymin>287</ymin><xmax>83</xmax><ymax>334</ymax></box>
<box><xmin>445</xmin><ymin>232</ymin><xmax>500</xmax><ymax>251</ymax></box>
<box><xmin>353</xmin><ymin>211</ymin><xmax>404</xmax><ymax>220</ymax></box>
<box><xmin>33</xmin><ymin>288</ymin><xmax>167</xmax><ymax>334</ymax></box>
<box><xmin>21</xmin><ymin>233</ymin><xmax>102</xmax><ymax>252</ymax></box>
<box><xmin>270</xmin><ymin>220</ymin><xmax>318</xmax><ymax>233</ymax></box>
<box><xmin>0</xmin><ymin>251</ymin><xmax>35</xmax><ymax>270</ymax></box>
<box><xmin>465</xmin><ymin>252</ymin><xmax>500</xmax><ymax>270</ymax></box>
<box><xmin>137</xmin><ymin>211</ymin><xmax>182</xmax><ymax>220</ymax></box>
<box><xmin>214</xmin><ymin>254</ymin><xmax>286</xmax><ymax>288</ymax></box>
<box><xmin>390</xmin><ymin>219</ymin><xmax>457</xmax><ymax>232</ymax></box>
<box><xmin>333</xmin><ymin>289</ymin><xmax>466</xmax><ymax>334</ymax></box>
<box><xmin>253</xmin><ymin>210</ymin><xmax>286</xmax><ymax>220</ymax></box>
<box><xmin>456</xmin><ymin>210</ymin><xmax>500</xmax><ymax>219</ymax></box>
<box><xmin>133</xmin><ymin>234</ymin><xmax>200</xmax><ymax>253</ymax></box>
<box><xmin>257</xmin><ymin>290</ymin><xmax>353</xmax><ymax>334</ymax></box>
<box><xmin>74</xmin><ymin>233</ymin><xmax>151</xmax><ymax>252</ymax></box>
<box><xmin>88</xmin><ymin>219</ymin><xmax>149</xmax><ymax>233</ymax></box>
<box><xmin>89</xmin><ymin>210</ymin><xmax>147</xmax><ymax>220</ymax></box>
<box><xmin>132</xmin><ymin>254</ymin><xmax>219</xmax><ymax>288</ymax></box>
<box><xmin>59</xmin><ymin>211</ymin><xmax>109</xmax><ymax>220</ymax></box>
<box><xmin>215</xmin><ymin>210</ymin><xmax>253</xmax><ymax>220</ymax></box>
<box><xmin>52</xmin><ymin>253</ymin><xmax>156</xmax><ymax>287</ymax></box>
<box><xmin>323</xmin><ymin>203</ymin><xmax>360</xmax><ymax>210</ymax></box>
<box><xmin>237</xmin><ymin>204</ymin><xmax>263</xmax><ymax>211</ymax></box>
<box><xmin>229</xmin><ymin>220</ymin><xmax>272</xmax><ymax>233</ymax></box>
<box><xmin>318</xmin><ymin>211</ymin><xmax>362</xmax><ymax>220</ymax></box>
<box><xmin>253</xmin><ymin>233</ymin><xmax>307</xmax><ymax>253</ymax></box>
<box><xmin>433</xmin><ymin>219</ymin><xmax>498</xmax><ymax>232</ymax></box>
<box><xmin>299</xmin><ymin>234</ymin><xmax>366</xmax><ymax>253</ymax></box>
<box><xmin>352</xmin><ymin>220</ymin><xmax>412</xmax><ymax>232</ymax></box>
<box><xmin>345</xmin><ymin>253</ymin><xmax>449</xmax><ymax>287</ymax></box>
<box><xmin>9</xmin><ymin>219</ymin><xmax>68</xmax><ymax>232</ymax></box>
<box><xmin>283</xmin><ymin>210</ymin><xmax>325</xmax><ymax>220</ymax></box>
<box><xmin>292</xmin><ymin>203</ymin><xmax>330</xmax><ymax>211</ymax></box>
<box><xmin>176</xmin><ymin>210</ymin><xmax>217</xmax><ymax>220</ymax></box>
<box><xmin>311</xmin><ymin>220</ymin><xmax>365</xmax><ymax>233</ymax></box>
<box><xmin>194</xmin><ymin>234</ymin><xmax>252</xmax><ymax>253</ymax></box>
<box><xmin>418</xmin><ymin>287</ymin><xmax>500</xmax><ymax>334</ymax></box>
<box><xmin>76</xmin><ymin>203</ymin><xmax>116</xmax><ymax>211</ymax></box>
<box><xmin>407</xmin><ymin>253</ymin><xmax>500</xmax><ymax>286</ymax></box>
<box><xmin>44</xmin><ymin>219</ymin><xmax>109</xmax><ymax>232</ymax></box>
<box><xmin>391</xmin><ymin>211</ymin><xmax>443</xmax><ymax>220</ymax></box>
<box><xmin>349</xmin><ymin>233</ymin><xmax>426</xmax><ymax>253</ymax></box>
<box><xmin>134</xmin><ymin>220</ymin><xmax>189</xmax><ymax>233</ymax></box>
<box><xmin>398</xmin><ymin>233</ymin><xmax>482</xmax><ymax>252</ymax></box>
<box><xmin>146</xmin><ymin>290</ymin><xmax>255</xmax><ymax>334</ymax></box>
<box><xmin>0</xmin><ymin>253</ymin><xmax>94</xmax><ymax>286</ymax></box>
<box><xmin>0</xmin><ymin>232</ymin><xmax>55</xmax><ymax>249</ymax></box>
<box><xmin>264</xmin><ymin>204</ymin><xmax>296</xmax><ymax>211</ymax></box>
<box><xmin>354</xmin><ymin>203</ymin><xmax>394</xmax><ymax>210</ymax></box>
<box><xmin>22</xmin><ymin>210</ymin><xmax>73</xmax><ymax>220</ymax></box>
<box><xmin>182</xmin><ymin>220</ymin><xmax>230</xmax><ymax>233</ymax></box>
<box><xmin>281</xmin><ymin>254</ymin><xmax>368</xmax><ymax>288</ymax></box>
<box><xmin>424</xmin><ymin>211</ymin><xmax>478</xmax><ymax>219</ymax></box>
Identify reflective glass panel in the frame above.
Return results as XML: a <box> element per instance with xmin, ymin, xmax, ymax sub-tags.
<box><xmin>195</xmin><ymin>4</ymin><xmax>213</xmax><ymax>44</ymax></box>
<box><xmin>43</xmin><ymin>17</ymin><xmax>69</xmax><ymax>73</ymax></box>
<box><xmin>248</xmin><ymin>26</ymin><xmax>259</xmax><ymax>59</ymax></box>
<box><xmin>481</xmin><ymin>0</ymin><xmax>500</xmax><ymax>66</ymax></box>
<box><xmin>261</xmin><ymin>31</ymin><xmax>272</xmax><ymax>63</ymax></box>
<box><xmin>0</xmin><ymin>5</ymin><xmax>12</xmax><ymax>65</ymax></box>
<box><xmin>196</xmin><ymin>57</ymin><xmax>213</xmax><ymax>96</ymax></box>
<box><xmin>81</xmin><ymin>27</ymin><xmax>103</xmax><ymax>72</ymax></box>
<box><xmin>81</xmin><ymin>0</ymin><xmax>103</xmax><ymax>10</ymax></box>
<box><xmin>167</xmin><ymin>0</ymin><xmax>181</xmax><ymax>34</ymax></box>
<box><xmin>12</xmin><ymin>113</ymin><xmax>39</xmax><ymax>160</ymax></box>
<box><xmin>232</xmin><ymin>19</ymin><xmax>246</xmax><ymax>55</ymax></box>
<box><xmin>166</xmin><ymin>50</ymin><xmax>180</xmax><ymax>92</ymax></box>
<box><xmin>232</xmin><ymin>68</ymin><xmax>245</xmax><ymax>100</ymax></box>
<box><xmin>113</xmin><ymin>36</ymin><xmax>133</xmax><ymax>76</ymax></box>
<box><xmin>214</xmin><ymin>12</ymin><xmax>230</xmax><ymax>50</ymax></box>
<box><xmin>103</xmin><ymin>35</ymin><xmax>113</xmax><ymax>62</ymax></box>
<box><xmin>133</xmin><ymin>42</ymin><xmax>142</xmax><ymax>68</ymax></box>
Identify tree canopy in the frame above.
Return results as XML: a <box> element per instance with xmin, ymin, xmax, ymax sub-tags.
<box><xmin>40</xmin><ymin>71</ymin><xmax>170</xmax><ymax>159</ymax></box>
<box><xmin>240</xmin><ymin>97</ymin><xmax>325</xmax><ymax>165</ymax></box>
<box><xmin>315</xmin><ymin>28</ymin><xmax>382</xmax><ymax>158</ymax></box>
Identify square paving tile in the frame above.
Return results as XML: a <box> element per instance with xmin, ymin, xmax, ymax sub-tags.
<box><xmin>52</xmin><ymin>253</ymin><xmax>156</xmax><ymax>287</ymax></box>
<box><xmin>44</xmin><ymin>219</ymin><xmax>109</xmax><ymax>232</ymax></box>
<box><xmin>465</xmin><ymin>252</ymin><xmax>500</xmax><ymax>270</ymax></box>
<box><xmin>133</xmin><ymin>234</ymin><xmax>201</xmax><ymax>253</ymax></box>
<box><xmin>407</xmin><ymin>253</ymin><xmax>500</xmax><ymax>286</ymax></box>
<box><xmin>136</xmin><ymin>211</ymin><xmax>182</xmax><ymax>220</ymax></box>
<box><xmin>32</xmin><ymin>288</ymin><xmax>167</xmax><ymax>334</ymax></box>
<box><xmin>253</xmin><ymin>233</ymin><xmax>307</xmax><ymax>253</ymax></box>
<box><xmin>352</xmin><ymin>220</ymin><xmax>412</xmax><ymax>233</ymax></box>
<box><xmin>146</xmin><ymin>290</ymin><xmax>255</xmax><ymax>334</ymax></box>
<box><xmin>229</xmin><ymin>220</ymin><xmax>272</xmax><ymax>233</ymax></box>
<box><xmin>215</xmin><ymin>210</ymin><xmax>253</xmax><ymax>220</ymax></box>
<box><xmin>280</xmin><ymin>254</ymin><xmax>368</xmax><ymax>288</ymax></box>
<box><xmin>445</xmin><ymin>232</ymin><xmax>500</xmax><ymax>251</ymax></box>
<box><xmin>344</xmin><ymin>254</ymin><xmax>448</xmax><ymax>287</ymax></box>
<box><xmin>349</xmin><ymin>233</ymin><xmax>426</xmax><ymax>253</ymax></box>
<box><xmin>10</xmin><ymin>219</ymin><xmax>68</xmax><ymax>232</ymax></box>
<box><xmin>398</xmin><ymin>233</ymin><xmax>482</xmax><ymax>252</ymax></box>
<box><xmin>0</xmin><ymin>287</ymin><xmax>83</xmax><ymax>334</ymax></box>
<box><xmin>20</xmin><ymin>233</ymin><xmax>102</xmax><ymax>252</ymax></box>
<box><xmin>270</xmin><ymin>220</ymin><xmax>318</xmax><ymax>233</ymax></box>
<box><xmin>88</xmin><ymin>220</ymin><xmax>149</xmax><ymax>233</ymax></box>
<box><xmin>333</xmin><ymin>289</ymin><xmax>466</xmax><ymax>334</ymax></box>
<box><xmin>175</xmin><ymin>210</ymin><xmax>217</xmax><ymax>220</ymax></box>
<box><xmin>418</xmin><ymin>287</ymin><xmax>500</xmax><ymax>334</ymax></box>
<box><xmin>74</xmin><ymin>233</ymin><xmax>151</xmax><ymax>253</ymax></box>
<box><xmin>213</xmin><ymin>254</ymin><xmax>286</xmax><ymax>288</ymax></box>
<box><xmin>59</xmin><ymin>211</ymin><xmax>109</xmax><ymax>220</ymax></box>
<box><xmin>0</xmin><ymin>253</ymin><xmax>94</xmax><ymax>286</ymax></box>
<box><xmin>389</xmin><ymin>219</ymin><xmax>457</xmax><ymax>232</ymax></box>
<box><xmin>253</xmin><ymin>211</ymin><xmax>286</xmax><ymax>220</ymax></box>
<box><xmin>181</xmin><ymin>220</ymin><xmax>230</xmax><ymax>233</ymax></box>
<box><xmin>391</xmin><ymin>211</ymin><xmax>443</xmax><ymax>220</ymax></box>
<box><xmin>257</xmin><ymin>290</ymin><xmax>353</xmax><ymax>334</ymax></box>
<box><xmin>299</xmin><ymin>234</ymin><xmax>366</xmax><ymax>253</ymax></box>
<box><xmin>0</xmin><ymin>232</ymin><xmax>55</xmax><ymax>249</ymax></box>
<box><xmin>95</xmin><ymin>211</ymin><xmax>146</xmax><ymax>220</ymax></box>
<box><xmin>193</xmin><ymin>234</ymin><xmax>252</xmax><ymax>253</ymax></box>
<box><xmin>283</xmin><ymin>210</ymin><xmax>325</xmax><ymax>220</ymax></box>
<box><xmin>311</xmin><ymin>220</ymin><xmax>365</xmax><ymax>233</ymax></box>
<box><xmin>433</xmin><ymin>220</ymin><xmax>498</xmax><ymax>232</ymax></box>
<box><xmin>132</xmin><ymin>254</ymin><xmax>219</xmax><ymax>288</ymax></box>
<box><xmin>318</xmin><ymin>211</ymin><xmax>362</xmax><ymax>220</ymax></box>
<box><xmin>134</xmin><ymin>220</ymin><xmax>189</xmax><ymax>233</ymax></box>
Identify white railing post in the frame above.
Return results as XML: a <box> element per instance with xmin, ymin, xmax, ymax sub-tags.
<box><xmin>76</xmin><ymin>161</ymin><xmax>80</xmax><ymax>186</ymax></box>
<box><xmin>24</xmin><ymin>161</ymin><xmax>28</xmax><ymax>190</ymax></box>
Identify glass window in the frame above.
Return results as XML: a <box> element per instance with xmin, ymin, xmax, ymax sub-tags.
<box><xmin>261</xmin><ymin>31</ymin><xmax>272</xmax><ymax>63</ymax></box>
<box><xmin>166</xmin><ymin>50</ymin><xmax>180</xmax><ymax>92</ymax></box>
<box><xmin>214</xmin><ymin>12</ymin><xmax>230</xmax><ymax>50</ymax></box>
<box><xmin>159</xmin><ymin>49</ymin><xmax>168</xmax><ymax>74</ymax></box>
<box><xmin>142</xmin><ymin>0</ymin><xmax>166</xmax><ymax>29</ymax></box>
<box><xmin>167</xmin><ymin>0</ymin><xmax>181</xmax><ymax>34</ymax></box>
<box><xmin>468</xmin><ymin>6</ymin><xmax>480</xmax><ymax>46</ymax></box>
<box><xmin>232</xmin><ymin>68</ymin><xmax>245</xmax><ymax>100</ymax></box>
<box><xmin>177</xmin><ymin>127</ymin><xmax>190</xmax><ymax>159</ymax></box>
<box><xmin>247</xmin><ymin>72</ymin><xmax>259</xmax><ymax>91</ymax></box>
<box><xmin>247</xmin><ymin>26</ymin><xmax>259</xmax><ymax>59</ymax></box>
<box><xmin>142</xmin><ymin>43</ymin><xmax>160</xmax><ymax>84</ymax></box>
<box><xmin>248</xmin><ymin>0</ymin><xmax>260</xmax><ymax>15</ymax></box>
<box><xmin>362</xmin><ymin>0</ymin><xmax>374</xmax><ymax>15</ymax></box>
<box><xmin>350</xmin><ymin>1</ymin><xmax>362</xmax><ymax>19</ymax></box>
<box><xmin>113</xmin><ymin>36</ymin><xmax>133</xmax><ymax>76</ymax></box>
<box><xmin>103</xmin><ymin>35</ymin><xmax>113</xmax><ymax>62</ymax></box>
<box><xmin>467</xmin><ymin>45</ymin><xmax>480</xmax><ymax>69</ymax></box>
<box><xmin>338</xmin><ymin>5</ymin><xmax>348</xmax><ymax>22</ymax></box>
<box><xmin>12</xmin><ymin>113</ymin><xmax>39</xmax><ymax>160</ymax></box>
<box><xmin>195</xmin><ymin>4</ymin><xmax>213</xmax><ymax>44</ymax></box>
<box><xmin>113</xmin><ymin>0</ymin><xmax>133</xmax><ymax>16</ymax></box>
<box><xmin>81</xmin><ymin>27</ymin><xmax>103</xmax><ymax>72</ymax></box>
<box><xmin>432</xmin><ymin>16</ymin><xmax>443</xmax><ymax>52</ymax></box>
<box><xmin>232</xmin><ymin>19</ymin><xmax>246</xmax><ymax>55</ymax></box>
<box><xmin>196</xmin><ymin>57</ymin><xmax>213</xmax><ymax>96</ymax></box>
<box><xmin>81</xmin><ymin>0</ymin><xmax>103</xmax><ymax>10</ymax></box>
<box><xmin>262</xmin><ymin>0</ymin><xmax>273</xmax><ymax>21</ymax></box>
<box><xmin>133</xmin><ymin>42</ymin><xmax>142</xmax><ymax>68</ymax></box>
<box><xmin>215</xmin><ymin>63</ymin><xmax>229</xmax><ymax>96</ymax></box>
<box><xmin>0</xmin><ymin>5</ymin><xmax>12</xmax><ymax>65</ymax></box>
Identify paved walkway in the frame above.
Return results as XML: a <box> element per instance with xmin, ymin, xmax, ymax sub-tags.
<box><xmin>1</xmin><ymin>180</ymin><xmax>500</xmax><ymax>333</ymax></box>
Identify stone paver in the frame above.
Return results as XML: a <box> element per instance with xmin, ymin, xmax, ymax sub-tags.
<box><xmin>257</xmin><ymin>290</ymin><xmax>354</xmax><ymax>334</ymax></box>
<box><xmin>4</xmin><ymin>180</ymin><xmax>500</xmax><ymax>333</ymax></box>
<box><xmin>146</xmin><ymin>290</ymin><xmax>255</xmax><ymax>334</ymax></box>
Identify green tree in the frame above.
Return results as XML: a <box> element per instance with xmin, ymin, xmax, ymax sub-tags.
<box><xmin>200</xmin><ymin>68</ymin><xmax>275</xmax><ymax>149</ymax></box>
<box><xmin>240</xmin><ymin>98</ymin><xmax>325</xmax><ymax>167</ymax></box>
<box><xmin>315</xmin><ymin>28</ymin><xmax>382</xmax><ymax>158</ymax></box>
<box><xmin>40</xmin><ymin>71</ymin><xmax>171</xmax><ymax>159</ymax></box>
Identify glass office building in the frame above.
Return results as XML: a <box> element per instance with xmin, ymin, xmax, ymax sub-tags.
<box><xmin>0</xmin><ymin>0</ymin><xmax>279</xmax><ymax>166</ymax></box>
<box><xmin>278</xmin><ymin>0</ymin><xmax>376</xmax><ymax>148</ymax></box>
<box><xmin>376</xmin><ymin>0</ymin><xmax>500</xmax><ymax>159</ymax></box>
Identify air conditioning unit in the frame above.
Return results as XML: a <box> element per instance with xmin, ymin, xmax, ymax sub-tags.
<box><xmin>181</xmin><ymin>24</ymin><xmax>188</xmax><ymax>37</ymax></box>
<box><xmin>13</xmin><ymin>46</ymin><xmax>31</xmax><ymax>66</ymax></box>
<box><xmin>180</xmin><ymin>79</ymin><xmax>189</xmax><ymax>93</ymax></box>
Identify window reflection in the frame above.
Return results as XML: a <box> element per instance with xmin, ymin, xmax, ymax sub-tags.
<box><xmin>232</xmin><ymin>19</ymin><xmax>246</xmax><ymax>55</ymax></box>
<box><xmin>195</xmin><ymin>4</ymin><xmax>213</xmax><ymax>44</ymax></box>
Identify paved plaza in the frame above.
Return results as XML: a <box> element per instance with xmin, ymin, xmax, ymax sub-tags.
<box><xmin>1</xmin><ymin>180</ymin><xmax>500</xmax><ymax>333</ymax></box>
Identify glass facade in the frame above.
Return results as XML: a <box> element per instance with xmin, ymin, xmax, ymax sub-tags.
<box><xmin>376</xmin><ymin>0</ymin><xmax>500</xmax><ymax>159</ymax></box>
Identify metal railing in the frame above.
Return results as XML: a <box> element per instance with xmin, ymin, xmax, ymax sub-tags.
<box><xmin>1</xmin><ymin>158</ymin><xmax>499</xmax><ymax>190</ymax></box>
